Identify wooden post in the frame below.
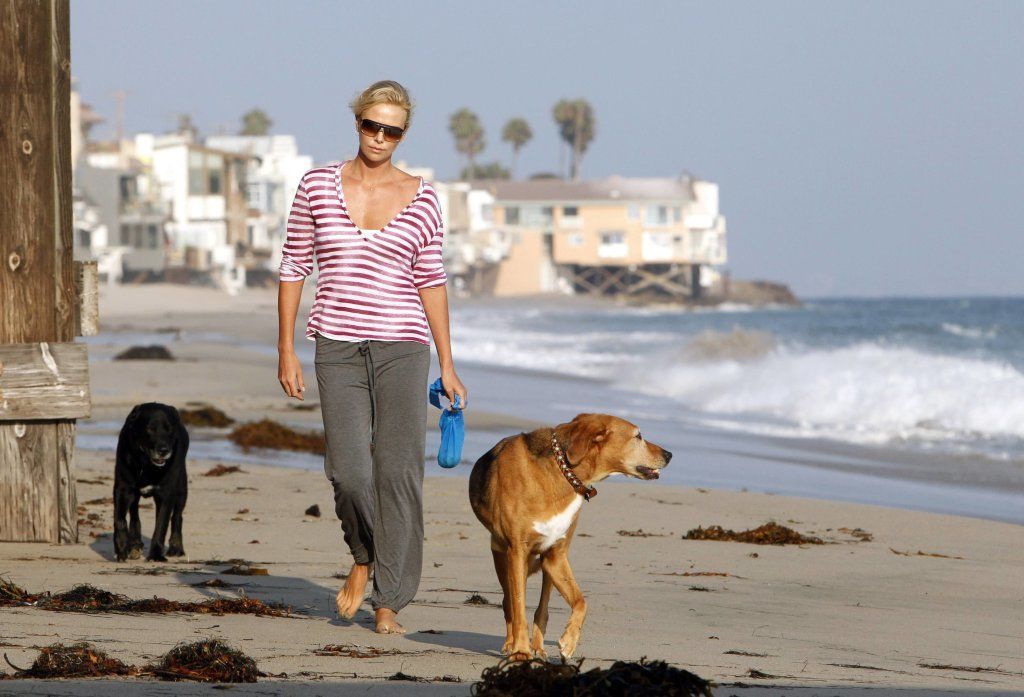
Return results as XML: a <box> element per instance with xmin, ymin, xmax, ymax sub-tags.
<box><xmin>0</xmin><ymin>0</ymin><xmax>85</xmax><ymax>543</ymax></box>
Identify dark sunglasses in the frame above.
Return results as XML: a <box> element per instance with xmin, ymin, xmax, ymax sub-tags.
<box><xmin>358</xmin><ymin>117</ymin><xmax>405</xmax><ymax>142</ymax></box>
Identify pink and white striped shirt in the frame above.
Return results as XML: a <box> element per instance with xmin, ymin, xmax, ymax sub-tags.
<box><xmin>279</xmin><ymin>161</ymin><xmax>447</xmax><ymax>346</ymax></box>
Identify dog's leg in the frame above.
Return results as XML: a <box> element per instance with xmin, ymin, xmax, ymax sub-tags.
<box><xmin>113</xmin><ymin>488</ymin><xmax>133</xmax><ymax>562</ymax></box>
<box><xmin>505</xmin><ymin>545</ymin><xmax>532</xmax><ymax>661</ymax></box>
<box><xmin>491</xmin><ymin>548</ymin><xmax>514</xmax><ymax>654</ymax></box>
<box><xmin>166</xmin><ymin>493</ymin><xmax>186</xmax><ymax>557</ymax></box>
<box><xmin>542</xmin><ymin>546</ymin><xmax>587</xmax><ymax>662</ymax></box>
<box><xmin>147</xmin><ymin>495</ymin><xmax>173</xmax><ymax>562</ymax></box>
<box><xmin>127</xmin><ymin>494</ymin><xmax>144</xmax><ymax>559</ymax></box>
<box><xmin>531</xmin><ymin>567</ymin><xmax>553</xmax><ymax>658</ymax></box>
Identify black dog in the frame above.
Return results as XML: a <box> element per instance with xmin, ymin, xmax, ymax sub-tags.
<box><xmin>113</xmin><ymin>402</ymin><xmax>189</xmax><ymax>562</ymax></box>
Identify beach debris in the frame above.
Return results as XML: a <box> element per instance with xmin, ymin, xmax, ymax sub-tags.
<box><xmin>0</xmin><ymin>577</ymin><xmax>36</xmax><ymax>607</ymax></box>
<box><xmin>192</xmin><ymin>579</ymin><xmax>237</xmax><ymax>588</ymax></box>
<box><xmin>82</xmin><ymin>496</ymin><xmax>113</xmax><ymax>505</ymax></box>
<box><xmin>228</xmin><ymin>419</ymin><xmax>325</xmax><ymax>455</ymax></box>
<box><xmin>617</xmin><ymin>529</ymin><xmax>666</xmax><ymax>537</ymax></box>
<box><xmin>148</xmin><ymin>639</ymin><xmax>258</xmax><ymax>683</ymax></box>
<box><xmin>180</xmin><ymin>406</ymin><xmax>235</xmax><ymax>428</ymax></box>
<box><xmin>415</xmin><ymin>629</ymin><xmax>444</xmax><ymax>635</ymax></box>
<box><xmin>746</xmin><ymin>668</ymin><xmax>775</xmax><ymax>679</ymax></box>
<box><xmin>77</xmin><ymin>476</ymin><xmax>111</xmax><ymax>485</ymax></box>
<box><xmin>315</xmin><ymin>644</ymin><xmax>408</xmax><ymax>658</ymax></box>
<box><xmin>38</xmin><ymin>584</ymin><xmax>289</xmax><ymax>617</ymax></box>
<box><xmin>688</xmin><ymin>586</ymin><xmax>712</xmax><ymax>592</ymax></box>
<box><xmin>464</xmin><ymin>594</ymin><xmax>491</xmax><ymax>605</ymax></box>
<box><xmin>918</xmin><ymin>662</ymin><xmax>1016</xmax><ymax>675</ymax></box>
<box><xmin>725</xmin><ymin>650</ymin><xmax>769</xmax><ymax>657</ymax></box>
<box><xmin>304</xmin><ymin>504</ymin><xmax>321</xmax><ymax>517</ymax></box>
<box><xmin>204</xmin><ymin>464</ymin><xmax>245</xmax><ymax>477</ymax></box>
<box><xmin>287</xmin><ymin>401</ymin><xmax>318</xmax><ymax>411</ymax></box>
<box><xmin>684</xmin><ymin>522</ymin><xmax>823</xmax><ymax>545</ymax></box>
<box><xmin>222</xmin><ymin>564</ymin><xmax>269</xmax><ymax>576</ymax></box>
<box><xmin>472</xmin><ymin>657</ymin><xmax>712</xmax><ymax>696</ymax></box>
<box><xmin>839</xmin><ymin>527</ymin><xmax>873</xmax><ymax>542</ymax></box>
<box><xmin>114</xmin><ymin>345</ymin><xmax>174</xmax><ymax>360</ymax></box>
<box><xmin>890</xmin><ymin>548</ymin><xmax>963</xmax><ymax>559</ymax></box>
<box><xmin>3</xmin><ymin>642</ymin><xmax>136</xmax><ymax>678</ymax></box>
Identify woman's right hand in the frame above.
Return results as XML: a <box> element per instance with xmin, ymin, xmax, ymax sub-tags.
<box><xmin>278</xmin><ymin>350</ymin><xmax>306</xmax><ymax>400</ymax></box>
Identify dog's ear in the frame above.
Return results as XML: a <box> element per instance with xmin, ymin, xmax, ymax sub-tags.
<box><xmin>557</xmin><ymin>413</ymin><xmax>608</xmax><ymax>466</ymax></box>
<box><xmin>125</xmin><ymin>404</ymin><xmax>144</xmax><ymax>428</ymax></box>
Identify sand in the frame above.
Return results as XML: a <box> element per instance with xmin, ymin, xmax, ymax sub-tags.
<box><xmin>1</xmin><ymin>284</ymin><xmax>1022</xmax><ymax>695</ymax></box>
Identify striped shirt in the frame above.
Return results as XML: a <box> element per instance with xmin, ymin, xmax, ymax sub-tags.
<box><xmin>279</xmin><ymin>160</ymin><xmax>447</xmax><ymax>345</ymax></box>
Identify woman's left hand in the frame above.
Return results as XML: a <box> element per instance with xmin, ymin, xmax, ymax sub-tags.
<box><xmin>441</xmin><ymin>368</ymin><xmax>468</xmax><ymax>409</ymax></box>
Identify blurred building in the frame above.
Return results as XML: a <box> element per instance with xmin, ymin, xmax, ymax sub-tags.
<box><xmin>455</xmin><ymin>175</ymin><xmax>728</xmax><ymax>299</ymax></box>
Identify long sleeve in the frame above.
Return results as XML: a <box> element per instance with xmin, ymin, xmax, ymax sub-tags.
<box><xmin>279</xmin><ymin>178</ymin><xmax>315</xmax><ymax>281</ymax></box>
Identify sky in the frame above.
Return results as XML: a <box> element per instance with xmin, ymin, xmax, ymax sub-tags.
<box><xmin>70</xmin><ymin>1</ymin><xmax>1024</xmax><ymax>298</ymax></box>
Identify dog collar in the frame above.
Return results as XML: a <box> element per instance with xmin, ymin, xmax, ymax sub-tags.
<box><xmin>551</xmin><ymin>434</ymin><xmax>597</xmax><ymax>501</ymax></box>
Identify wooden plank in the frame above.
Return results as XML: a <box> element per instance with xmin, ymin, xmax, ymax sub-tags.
<box><xmin>0</xmin><ymin>422</ymin><xmax>59</xmax><ymax>542</ymax></box>
<box><xmin>0</xmin><ymin>342</ymin><xmax>91</xmax><ymax>420</ymax></box>
<box><xmin>56</xmin><ymin>420</ymin><xmax>77</xmax><ymax>543</ymax></box>
<box><xmin>0</xmin><ymin>0</ymin><xmax>57</xmax><ymax>345</ymax></box>
<box><xmin>74</xmin><ymin>261</ymin><xmax>100</xmax><ymax>336</ymax></box>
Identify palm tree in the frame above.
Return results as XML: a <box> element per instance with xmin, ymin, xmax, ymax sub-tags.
<box><xmin>448</xmin><ymin>108</ymin><xmax>485</xmax><ymax>179</ymax></box>
<box><xmin>240</xmin><ymin>108</ymin><xmax>273</xmax><ymax>136</ymax></box>
<box><xmin>501</xmin><ymin>117</ymin><xmax>532</xmax><ymax>179</ymax></box>
<box><xmin>552</xmin><ymin>99</ymin><xmax>596</xmax><ymax>181</ymax></box>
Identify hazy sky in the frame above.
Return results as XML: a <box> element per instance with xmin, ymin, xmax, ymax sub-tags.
<box><xmin>71</xmin><ymin>1</ymin><xmax>1023</xmax><ymax>298</ymax></box>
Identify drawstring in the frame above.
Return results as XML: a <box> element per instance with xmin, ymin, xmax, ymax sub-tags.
<box><xmin>358</xmin><ymin>341</ymin><xmax>377</xmax><ymax>446</ymax></box>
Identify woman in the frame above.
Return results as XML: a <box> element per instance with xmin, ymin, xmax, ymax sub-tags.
<box><xmin>277</xmin><ymin>80</ymin><xmax>467</xmax><ymax>635</ymax></box>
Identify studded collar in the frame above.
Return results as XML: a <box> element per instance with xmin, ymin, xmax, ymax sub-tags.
<box><xmin>551</xmin><ymin>433</ymin><xmax>597</xmax><ymax>501</ymax></box>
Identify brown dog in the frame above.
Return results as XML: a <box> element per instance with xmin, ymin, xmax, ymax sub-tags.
<box><xmin>469</xmin><ymin>413</ymin><xmax>672</xmax><ymax>661</ymax></box>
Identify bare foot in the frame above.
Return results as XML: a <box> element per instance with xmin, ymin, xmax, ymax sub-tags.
<box><xmin>336</xmin><ymin>562</ymin><xmax>370</xmax><ymax>619</ymax></box>
<box><xmin>374</xmin><ymin>607</ymin><xmax>406</xmax><ymax>634</ymax></box>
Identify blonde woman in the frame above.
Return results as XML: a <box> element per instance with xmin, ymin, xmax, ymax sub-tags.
<box><xmin>277</xmin><ymin>80</ymin><xmax>467</xmax><ymax>634</ymax></box>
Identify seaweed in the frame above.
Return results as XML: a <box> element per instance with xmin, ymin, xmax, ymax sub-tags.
<box><xmin>10</xmin><ymin>583</ymin><xmax>289</xmax><ymax>617</ymax></box>
<box><xmin>472</xmin><ymin>657</ymin><xmax>712</xmax><ymax>696</ymax></box>
<box><xmin>228</xmin><ymin>419</ymin><xmax>325</xmax><ymax>455</ymax></box>
<box><xmin>179</xmin><ymin>406</ymin><xmax>235</xmax><ymax>428</ymax></box>
<box><xmin>684</xmin><ymin>522</ymin><xmax>823</xmax><ymax>545</ymax></box>
<box><xmin>204</xmin><ymin>464</ymin><xmax>245</xmax><ymax>477</ymax></box>
<box><xmin>465</xmin><ymin>594</ymin><xmax>491</xmax><ymax>605</ymax></box>
<box><xmin>148</xmin><ymin>639</ymin><xmax>258</xmax><ymax>683</ymax></box>
<box><xmin>304</xmin><ymin>504</ymin><xmax>321</xmax><ymax>517</ymax></box>
<box><xmin>3</xmin><ymin>642</ymin><xmax>136</xmax><ymax>678</ymax></box>
<box><xmin>114</xmin><ymin>345</ymin><xmax>174</xmax><ymax>360</ymax></box>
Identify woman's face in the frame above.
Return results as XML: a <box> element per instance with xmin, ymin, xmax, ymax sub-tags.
<box><xmin>356</xmin><ymin>103</ymin><xmax>408</xmax><ymax>164</ymax></box>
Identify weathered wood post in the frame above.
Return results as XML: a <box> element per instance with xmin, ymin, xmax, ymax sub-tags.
<box><xmin>1</xmin><ymin>0</ymin><xmax>92</xmax><ymax>543</ymax></box>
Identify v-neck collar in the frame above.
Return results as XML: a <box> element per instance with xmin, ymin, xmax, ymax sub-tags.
<box><xmin>335</xmin><ymin>160</ymin><xmax>425</xmax><ymax>234</ymax></box>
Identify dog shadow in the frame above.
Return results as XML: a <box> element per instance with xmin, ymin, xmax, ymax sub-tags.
<box><xmin>405</xmin><ymin>628</ymin><xmax>556</xmax><ymax>659</ymax></box>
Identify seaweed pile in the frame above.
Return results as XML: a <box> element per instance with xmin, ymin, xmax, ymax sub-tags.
<box><xmin>114</xmin><ymin>345</ymin><xmax>174</xmax><ymax>360</ymax></box>
<box><xmin>179</xmin><ymin>406</ymin><xmax>235</xmax><ymax>428</ymax></box>
<box><xmin>0</xmin><ymin>579</ymin><xmax>288</xmax><ymax>617</ymax></box>
<box><xmin>3</xmin><ymin>640</ymin><xmax>258</xmax><ymax>683</ymax></box>
<box><xmin>472</xmin><ymin>657</ymin><xmax>712</xmax><ymax>696</ymax></box>
<box><xmin>684</xmin><ymin>522</ymin><xmax>823</xmax><ymax>545</ymax></box>
<box><xmin>228</xmin><ymin>419</ymin><xmax>325</xmax><ymax>455</ymax></box>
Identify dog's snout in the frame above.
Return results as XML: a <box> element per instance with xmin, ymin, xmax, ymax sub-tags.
<box><xmin>662</xmin><ymin>448</ymin><xmax>672</xmax><ymax>463</ymax></box>
<box><xmin>157</xmin><ymin>448</ymin><xmax>171</xmax><ymax>457</ymax></box>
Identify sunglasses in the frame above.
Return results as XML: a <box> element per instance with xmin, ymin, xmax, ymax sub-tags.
<box><xmin>358</xmin><ymin>117</ymin><xmax>405</xmax><ymax>142</ymax></box>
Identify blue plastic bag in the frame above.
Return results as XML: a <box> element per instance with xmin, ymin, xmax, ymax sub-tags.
<box><xmin>428</xmin><ymin>378</ymin><xmax>464</xmax><ymax>468</ymax></box>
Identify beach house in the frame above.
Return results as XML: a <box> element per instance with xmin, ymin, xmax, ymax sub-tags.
<box><xmin>459</xmin><ymin>175</ymin><xmax>728</xmax><ymax>299</ymax></box>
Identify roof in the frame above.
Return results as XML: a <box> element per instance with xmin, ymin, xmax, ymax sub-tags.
<box><xmin>472</xmin><ymin>176</ymin><xmax>696</xmax><ymax>203</ymax></box>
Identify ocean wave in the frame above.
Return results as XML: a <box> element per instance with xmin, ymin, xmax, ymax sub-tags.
<box><xmin>941</xmin><ymin>322</ymin><xmax>997</xmax><ymax>340</ymax></box>
<box><xmin>623</xmin><ymin>339</ymin><xmax>1024</xmax><ymax>447</ymax></box>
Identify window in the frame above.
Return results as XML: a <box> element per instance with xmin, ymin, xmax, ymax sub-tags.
<box><xmin>207</xmin><ymin>154</ymin><xmax>223</xmax><ymax>195</ymax></box>
<box><xmin>119</xmin><ymin>223</ymin><xmax>130</xmax><ymax>245</ymax></box>
<box><xmin>505</xmin><ymin>206</ymin><xmax>520</xmax><ymax>225</ymax></box>
<box><xmin>563</xmin><ymin>205</ymin><xmax>578</xmax><ymax>217</ymax></box>
<box><xmin>673</xmin><ymin>206</ymin><xmax>682</xmax><ymax>223</ymax></box>
<box><xmin>522</xmin><ymin>206</ymin><xmax>554</xmax><ymax>227</ymax></box>
<box><xmin>133</xmin><ymin>224</ymin><xmax>144</xmax><ymax>248</ymax></box>
<box><xmin>627</xmin><ymin>204</ymin><xmax>639</xmax><ymax>221</ymax></box>
<box><xmin>645</xmin><ymin>205</ymin><xmax>669</xmax><ymax>226</ymax></box>
<box><xmin>189</xmin><ymin>151</ymin><xmax>205</xmax><ymax>195</ymax></box>
<box><xmin>598</xmin><ymin>230</ymin><xmax>628</xmax><ymax>258</ymax></box>
<box><xmin>147</xmin><ymin>224</ymin><xmax>159</xmax><ymax>249</ymax></box>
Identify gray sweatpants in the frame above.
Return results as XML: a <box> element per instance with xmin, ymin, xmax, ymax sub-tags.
<box><xmin>314</xmin><ymin>334</ymin><xmax>430</xmax><ymax>612</ymax></box>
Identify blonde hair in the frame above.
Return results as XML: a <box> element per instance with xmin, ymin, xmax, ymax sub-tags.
<box><xmin>349</xmin><ymin>80</ymin><xmax>415</xmax><ymax>130</ymax></box>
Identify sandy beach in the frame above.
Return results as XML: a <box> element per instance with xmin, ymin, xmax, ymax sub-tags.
<box><xmin>2</xmin><ymin>284</ymin><xmax>1022</xmax><ymax>695</ymax></box>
